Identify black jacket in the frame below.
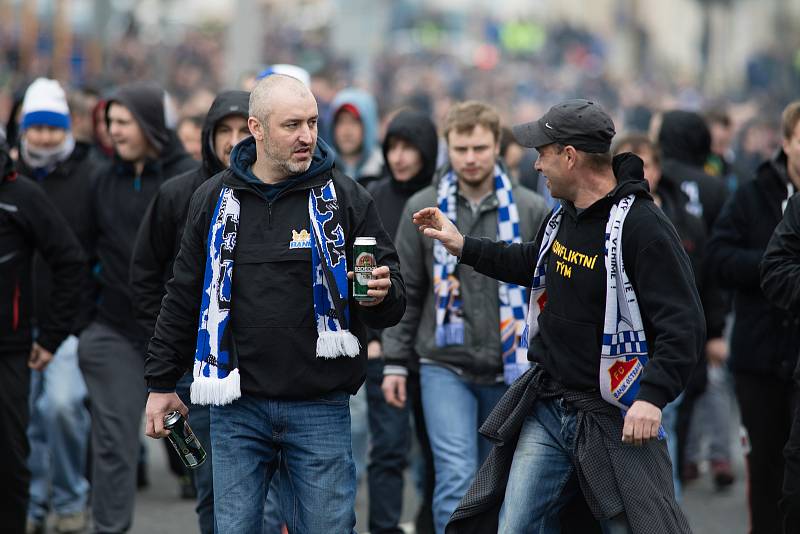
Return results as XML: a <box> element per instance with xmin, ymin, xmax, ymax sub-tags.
<box><xmin>708</xmin><ymin>150</ymin><xmax>800</xmax><ymax>380</ymax></box>
<box><xmin>144</xmin><ymin>136</ymin><xmax>406</xmax><ymax>399</ymax></box>
<box><xmin>17</xmin><ymin>141</ymin><xmax>97</xmax><ymax>337</ymax></box>
<box><xmin>0</xmin><ymin>171</ymin><xmax>86</xmax><ymax>355</ymax></box>
<box><xmin>366</xmin><ymin>110</ymin><xmax>439</xmax><ymax>239</ymax></box>
<box><xmin>659</xmin><ymin>110</ymin><xmax>728</xmax><ymax>231</ymax></box>
<box><xmin>131</xmin><ymin>91</ymin><xmax>249</xmax><ymax>337</ymax></box>
<box><xmin>460</xmin><ymin>154</ymin><xmax>705</xmax><ymax>409</ymax></box>
<box><xmin>90</xmin><ymin>134</ymin><xmax>196</xmax><ymax>342</ymax></box>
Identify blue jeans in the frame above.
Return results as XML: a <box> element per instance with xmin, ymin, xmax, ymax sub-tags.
<box><xmin>210</xmin><ymin>392</ymin><xmax>356</xmax><ymax>534</ymax></box>
<box><xmin>27</xmin><ymin>335</ymin><xmax>90</xmax><ymax>520</ymax></box>
<box><xmin>499</xmin><ymin>397</ymin><xmax>632</xmax><ymax>534</ymax></box>
<box><xmin>420</xmin><ymin>364</ymin><xmax>507</xmax><ymax>534</ymax></box>
<box><xmin>178</xmin><ymin>373</ymin><xmax>285</xmax><ymax>534</ymax></box>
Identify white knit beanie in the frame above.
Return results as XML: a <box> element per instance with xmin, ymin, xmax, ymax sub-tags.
<box><xmin>21</xmin><ymin>78</ymin><xmax>71</xmax><ymax>131</ymax></box>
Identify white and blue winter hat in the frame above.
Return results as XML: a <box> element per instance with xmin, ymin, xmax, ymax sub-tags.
<box><xmin>20</xmin><ymin>78</ymin><xmax>71</xmax><ymax>131</ymax></box>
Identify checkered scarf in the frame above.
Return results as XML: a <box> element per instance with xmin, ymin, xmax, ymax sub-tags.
<box><xmin>190</xmin><ymin>181</ymin><xmax>358</xmax><ymax>406</ymax></box>
<box><xmin>527</xmin><ymin>194</ymin><xmax>660</xmax><ymax>422</ymax></box>
<box><xmin>433</xmin><ymin>166</ymin><xmax>530</xmax><ymax>384</ymax></box>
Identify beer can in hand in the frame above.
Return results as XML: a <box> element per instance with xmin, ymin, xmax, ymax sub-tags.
<box><xmin>164</xmin><ymin>411</ymin><xmax>207</xmax><ymax>469</ymax></box>
<box><xmin>353</xmin><ymin>237</ymin><xmax>377</xmax><ymax>302</ymax></box>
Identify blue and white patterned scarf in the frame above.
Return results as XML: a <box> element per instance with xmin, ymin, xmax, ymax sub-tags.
<box><xmin>527</xmin><ymin>194</ymin><xmax>662</xmax><ymax>431</ymax></box>
<box><xmin>433</xmin><ymin>166</ymin><xmax>530</xmax><ymax>384</ymax></box>
<box><xmin>190</xmin><ymin>180</ymin><xmax>359</xmax><ymax>406</ymax></box>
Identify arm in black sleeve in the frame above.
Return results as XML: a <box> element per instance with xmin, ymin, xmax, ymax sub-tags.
<box><xmin>353</xmin><ymin>196</ymin><xmax>406</xmax><ymax>329</ymax></box>
<box><xmin>131</xmin><ymin>190</ymin><xmax>178</xmax><ymax>337</ymax></box>
<box><xmin>707</xmin><ymin>189</ymin><xmax>763</xmax><ymax>290</ymax></box>
<box><xmin>761</xmin><ymin>194</ymin><xmax>800</xmax><ymax>313</ymax></box>
<box><xmin>382</xmin><ymin>205</ymin><xmax>427</xmax><ymax>374</ymax></box>
<box><xmin>144</xmin><ymin>187</ymin><xmax>209</xmax><ymax>391</ymax></box>
<box><xmin>459</xmin><ymin>218</ymin><xmax>546</xmax><ymax>287</ymax></box>
<box><xmin>26</xmin><ymin>185</ymin><xmax>87</xmax><ymax>353</ymax></box>
<box><xmin>631</xmin><ymin>221</ymin><xmax>706</xmax><ymax>409</ymax></box>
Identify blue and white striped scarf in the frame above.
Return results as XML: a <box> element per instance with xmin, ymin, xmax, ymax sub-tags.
<box><xmin>433</xmin><ymin>166</ymin><xmax>530</xmax><ymax>384</ymax></box>
<box><xmin>190</xmin><ymin>180</ymin><xmax>359</xmax><ymax>406</ymax></box>
<box><xmin>527</xmin><ymin>195</ymin><xmax>661</xmax><ymax>425</ymax></box>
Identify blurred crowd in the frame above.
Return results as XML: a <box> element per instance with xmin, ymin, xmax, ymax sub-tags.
<box><xmin>1</xmin><ymin>7</ymin><xmax>800</xmax><ymax>534</ymax></box>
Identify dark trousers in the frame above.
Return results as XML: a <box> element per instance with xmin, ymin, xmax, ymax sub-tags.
<box><xmin>366</xmin><ymin>359</ymin><xmax>435</xmax><ymax>534</ymax></box>
<box><xmin>734</xmin><ymin>373</ymin><xmax>798</xmax><ymax>534</ymax></box>
<box><xmin>0</xmin><ymin>352</ymin><xmax>31</xmax><ymax>533</ymax></box>
<box><xmin>781</xmin><ymin>378</ymin><xmax>800</xmax><ymax>534</ymax></box>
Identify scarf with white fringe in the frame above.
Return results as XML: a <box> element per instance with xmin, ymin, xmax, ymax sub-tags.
<box><xmin>190</xmin><ymin>180</ymin><xmax>359</xmax><ymax>406</ymax></box>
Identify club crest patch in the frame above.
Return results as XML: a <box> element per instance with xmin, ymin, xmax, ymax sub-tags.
<box><xmin>609</xmin><ymin>357</ymin><xmax>643</xmax><ymax>401</ymax></box>
<box><xmin>290</xmin><ymin>229</ymin><xmax>312</xmax><ymax>249</ymax></box>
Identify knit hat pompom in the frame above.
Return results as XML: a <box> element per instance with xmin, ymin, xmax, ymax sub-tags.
<box><xmin>21</xmin><ymin>78</ymin><xmax>71</xmax><ymax>131</ymax></box>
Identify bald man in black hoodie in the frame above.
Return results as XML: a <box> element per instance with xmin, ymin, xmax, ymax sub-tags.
<box><xmin>79</xmin><ymin>81</ymin><xmax>196</xmax><ymax>533</ymax></box>
<box><xmin>366</xmin><ymin>109</ymin><xmax>438</xmax><ymax>534</ymax></box>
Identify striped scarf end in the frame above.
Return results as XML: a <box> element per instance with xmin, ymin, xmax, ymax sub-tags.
<box><xmin>190</xmin><ymin>369</ymin><xmax>241</xmax><ymax>406</ymax></box>
<box><xmin>316</xmin><ymin>330</ymin><xmax>360</xmax><ymax>359</ymax></box>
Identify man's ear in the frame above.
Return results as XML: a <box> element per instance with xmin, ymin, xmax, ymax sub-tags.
<box><xmin>248</xmin><ymin>117</ymin><xmax>263</xmax><ymax>142</ymax></box>
<box><xmin>564</xmin><ymin>145</ymin><xmax>578</xmax><ymax>169</ymax></box>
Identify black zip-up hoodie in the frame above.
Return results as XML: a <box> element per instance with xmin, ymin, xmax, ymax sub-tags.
<box><xmin>144</xmin><ymin>136</ymin><xmax>406</xmax><ymax>398</ymax></box>
<box><xmin>90</xmin><ymin>84</ymin><xmax>197</xmax><ymax>342</ymax></box>
<box><xmin>131</xmin><ymin>91</ymin><xmax>249</xmax><ymax>337</ymax></box>
<box><xmin>0</xmin><ymin>135</ymin><xmax>86</xmax><ymax>355</ymax></box>
<box><xmin>366</xmin><ymin>109</ymin><xmax>439</xmax><ymax>239</ymax></box>
<box><xmin>708</xmin><ymin>150</ymin><xmax>800</xmax><ymax>380</ymax></box>
<box><xmin>459</xmin><ymin>153</ymin><xmax>705</xmax><ymax>409</ymax></box>
<box><xmin>659</xmin><ymin>110</ymin><xmax>728</xmax><ymax>231</ymax></box>
<box><xmin>17</xmin><ymin>142</ymin><xmax>97</xmax><ymax>337</ymax></box>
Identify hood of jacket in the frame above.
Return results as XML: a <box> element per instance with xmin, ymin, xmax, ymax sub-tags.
<box><xmin>330</xmin><ymin>88</ymin><xmax>380</xmax><ymax>174</ymax></box>
<box><xmin>201</xmin><ymin>90</ymin><xmax>250</xmax><ymax>178</ymax></box>
<box><xmin>228</xmin><ymin>135</ymin><xmax>336</xmax><ymax>192</ymax></box>
<box><xmin>106</xmin><ymin>81</ymin><xmax>173</xmax><ymax>155</ymax></box>
<box><xmin>658</xmin><ymin>110</ymin><xmax>711</xmax><ymax>167</ymax></box>
<box><xmin>562</xmin><ymin>152</ymin><xmax>652</xmax><ymax>218</ymax></box>
<box><xmin>381</xmin><ymin>109</ymin><xmax>439</xmax><ymax>194</ymax></box>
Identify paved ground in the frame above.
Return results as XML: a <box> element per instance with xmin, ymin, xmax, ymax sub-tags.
<box><xmin>125</xmin><ymin>431</ymin><xmax>750</xmax><ymax>534</ymax></box>
<box><xmin>41</xmin><ymin>409</ymin><xmax>751</xmax><ymax>533</ymax></box>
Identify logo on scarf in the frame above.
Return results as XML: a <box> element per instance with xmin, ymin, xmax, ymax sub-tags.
<box><xmin>609</xmin><ymin>357</ymin><xmax>643</xmax><ymax>400</ymax></box>
<box><xmin>290</xmin><ymin>229</ymin><xmax>311</xmax><ymax>249</ymax></box>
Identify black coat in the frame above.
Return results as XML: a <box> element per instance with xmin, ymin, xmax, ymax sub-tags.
<box><xmin>708</xmin><ymin>151</ymin><xmax>800</xmax><ymax>380</ymax></box>
<box><xmin>89</xmin><ymin>135</ymin><xmax>197</xmax><ymax>342</ymax></box>
<box><xmin>17</xmin><ymin>142</ymin><xmax>97</xmax><ymax>336</ymax></box>
<box><xmin>145</xmin><ymin>137</ymin><xmax>406</xmax><ymax>399</ymax></box>
<box><xmin>131</xmin><ymin>90</ymin><xmax>249</xmax><ymax>337</ymax></box>
<box><xmin>460</xmin><ymin>154</ymin><xmax>705</xmax><ymax>409</ymax></box>
<box><xmin>0</xmin><ymin>173</ymin><xmax>86</xmax><ymax>354</ymax></box>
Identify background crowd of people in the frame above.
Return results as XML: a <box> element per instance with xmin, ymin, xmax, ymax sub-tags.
<box><xmin>2</xmin><ymin>1</ymin><xmax>800</xmax><ymax>533</ymax></box>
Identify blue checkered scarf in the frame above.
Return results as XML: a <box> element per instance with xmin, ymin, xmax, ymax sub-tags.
<box><xmin>433</xmin><ymin>166</ymin><xmax>530</xmax><ymax>384</ymax></box>
<box><xmin>190</xmin><ymin>181</ymin><xmax>358</xmax><ymax>406</ymax></box>
<box><xmin>527</xmin><ymin>195</ymin><xmax>661</xmax><ymax>425</ymax></box>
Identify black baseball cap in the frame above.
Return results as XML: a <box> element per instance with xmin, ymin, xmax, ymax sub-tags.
<box><xmin>512</xmin><ymin>99</ymin><xmax>615</xmax><ymax>153</ymax></box>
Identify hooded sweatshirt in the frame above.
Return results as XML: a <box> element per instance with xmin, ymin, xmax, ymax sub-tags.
<box><xmin>329</xmin><ymin>88</ymin><xmax>384</xmax><ymax>184</ymax></box>
<box><xmin>659</xmin><ymin>110</ymin><xmax>728</xmax><ymax>231</ymax></box>
<box><xmin>144</xmin><ymin>135</ymin><xmax>406</xmax><ymax>398</ymax></box>
<box><xmin>459</xmin><ymin>154</ymin><xmax>705</xmax><ymax>408</ymax></box>
<box><xmin>366</xmin><ymin>109</ymin><xmax>439</xmax><ymax>239</ymax></box>
<box><xmin>90</xmin><ymin>83</ymin><xmax>197</xmax><ymax>342</ymax></box>
<box><xmin>131</xmin><ymin>90</ymin><xmax>250</xmax><ymax>337</ymax></box>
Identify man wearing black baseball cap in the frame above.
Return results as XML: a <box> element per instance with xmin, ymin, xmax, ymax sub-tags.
<box><xmin>411</xmin><ymin>99</ymin><xmax>702</xmax><ymax>533</ymax></box>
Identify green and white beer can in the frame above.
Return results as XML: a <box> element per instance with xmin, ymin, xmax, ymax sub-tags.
<box><xmin>353</xmin><ymin>237</ymin><xmax>377</xmax><ymax>302</ymax></box>
<box><xmin>164</xmin><ymin>411</ymin><xmax>207</xmax><ymax>469</ymax></box>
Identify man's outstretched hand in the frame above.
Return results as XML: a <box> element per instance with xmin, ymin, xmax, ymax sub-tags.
<box><xmin>412</xmin><ymin>207</ymin><xmax>464</xmax><ymax>257</ymax></box>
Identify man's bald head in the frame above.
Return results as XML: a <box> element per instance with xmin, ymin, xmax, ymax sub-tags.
<box><xmin>249</xmin><ymin>74</ymin><xmax>314</xmax><ymax>124</ymax></box>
